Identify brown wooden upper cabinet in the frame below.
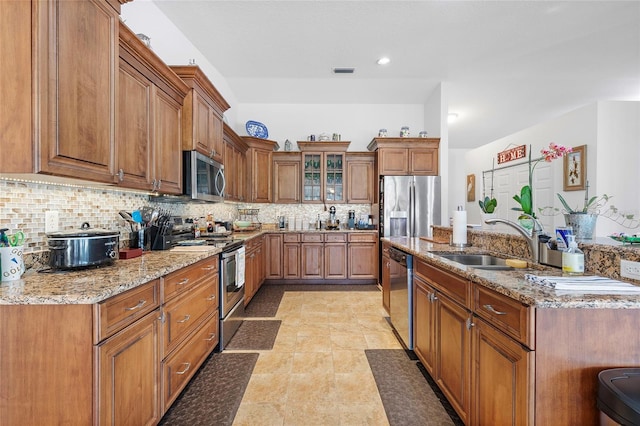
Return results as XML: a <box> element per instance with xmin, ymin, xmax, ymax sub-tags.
<box><xmin>346</xmin><ymin>152</ymin><xmax>375</xmax><ymax>204</ymax></box>
<box><xmin>298</xmin><ymin>141</ymin><xmax>350</xmax><ymax>204</ymax></box>
<box><xmin>171</xmin><ymin>65</ymin><xmax>230</xmax><ymax>164</ymax></box>
<box><xmin>118</xmin><ymin>23</ymin><xmax>188</xmax><ymax>194</ymax></box>
<box><xmin>273</xmin><ymin>152</ymin><xmax>302</xmax><ymax>204</ymax></box>
<box><xmin>1</xmin><ymin>0</ymin><xmax>120</xmax><ymax>182</ymax></box>
<box><xmin>223</xmin><ymin>124</ymin><xmax>248</xmax><ymax>202</ymax></box>
<box><xmin>243</xmin><ymin>137</ymin><xmax>279</xmax><ymax>203</ymax></box>
<box><xmin>367</xmin><ymin>137</ymin><xmax>440</xmax><ymax>176</ymax></box>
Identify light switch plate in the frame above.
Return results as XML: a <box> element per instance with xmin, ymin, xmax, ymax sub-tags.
<box><xmin>45</xmin><ymin>210</ymin><xmax>59</xmax><ymax>233</ymax></box>
<box><xmin>620</xmin><ymin>259</ymin><xmax>640</xmax><ymax>280</ymax></box>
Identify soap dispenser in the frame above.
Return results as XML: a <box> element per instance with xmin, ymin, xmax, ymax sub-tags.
<box><xmin>562</xmin><ymin>235</ymin><xmax>584</xmax><ymax>275</ymax></box>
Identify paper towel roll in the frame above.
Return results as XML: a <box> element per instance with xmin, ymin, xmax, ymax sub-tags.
<box><xmin>452</xmin><ymin>210</ymin><xmax>467</xmax><ymax>245</ymax></box>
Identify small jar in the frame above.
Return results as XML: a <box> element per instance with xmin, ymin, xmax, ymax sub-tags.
<box><xmin>378</xmin><ymin>129</ymin><xmax>387</xmax><ymax>137</ymax></box>
<box><xmin>400</xmin><ymin>126</ymin><xmax>410</xmax><ymax>137</ymax></box>
<box><xmin>419</xmin><ymin>131</ymin><xmax>428</xmax><ymax>138</ymax></box>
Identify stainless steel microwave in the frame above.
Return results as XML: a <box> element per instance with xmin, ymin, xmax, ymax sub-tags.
<box><xmin>183</xmin><ymin>151</ymin><xmax>226</xmax><ymax>202</ymax></box>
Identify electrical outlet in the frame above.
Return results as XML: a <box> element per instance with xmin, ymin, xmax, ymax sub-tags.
<box><xmin>45</xmin><ymin>210</ymin><xmax>59</xmax><ymax>233</ymax></box>
<box><xmin>620</xmin><ymin>259</ymin><xmax>640</xmax><ymax>280</ymax></box>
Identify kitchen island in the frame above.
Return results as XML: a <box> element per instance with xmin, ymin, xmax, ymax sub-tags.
<box><xmin>383</xmin><ymin>236</ymin><xmax>640</xmax><ymax>425</ymax></box>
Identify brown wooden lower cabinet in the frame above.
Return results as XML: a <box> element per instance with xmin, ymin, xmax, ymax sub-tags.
<box><xmin>245</xmin><ymin>235</ymin><xmax>266</xmax><ymax>304</ymax></box>
<box><xmin>264</xmin><ymin>233</ymin><xmax>284</xmax><ymax>279</ymax></box>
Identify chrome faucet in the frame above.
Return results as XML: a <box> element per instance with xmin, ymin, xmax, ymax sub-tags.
<box><xmin>484</xmin><ymin>213</ymin><xmax>544</xmax><ymax>264</ymax></box>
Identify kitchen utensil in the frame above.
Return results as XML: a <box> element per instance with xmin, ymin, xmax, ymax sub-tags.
<box><xmin>119</xmin><ymin>211</ymin><xmax>136</xmax><ymax>232</ymax></box>
<box><xmin>141</xmin><ymin>206</ymin><xmax>154</xmax><ymax>224</ymax></box>
<box><xmin>47</xmin><ymin>222</ymin><xmax>119</xmax><ymax>269</ymax></box>
<box><xmin>0</xmin><ymin>228</ymin><xmax>9</xmax><ymax>247</ymax></box>
<box><xmin>132</xmin><ymin>210</ymin><xmax>143</xmax><ymax>224</ymax></box>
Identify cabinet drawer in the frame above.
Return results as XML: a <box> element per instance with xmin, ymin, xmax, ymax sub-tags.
<box><xmin>163</xmin><ymin>256</ymin><xmax>218</xmax><ymax>302</ymax></box>
<box><xmin>348</xmin><ymin>233</ymin><xmax>377</xmax><ymax>242</ymax></box>
<box><xmin>283</xmin><ymin>233</ymin><xmax>300</xmax><ymax>243</ymax></box>
<box><xmin>95</xmin><ymin>279</ymin><xmax>160</xmax><ymax>343</ymax></box>
<box><xmin>302</xmin><ymin>233</ymin><xmax>323</xmax><ymax>243</ymax></box>
<box><xmin>162</xmin><ymin>312</ymin><xmax>218</xmax><ymax>411</ymax></box>
<box><xmin>245</xmin><ymin>236</ymin><xmax>262</xmax><ymax>250</ymax></box>
<box><xmin>163</xmin><ymin>279</ymin><xmax>218</xmax><ymax>356</ymax></box>
<box><xmin>415</xmin><ymin>259</ymin><xmax>471</xmax><ymax>309</ymax></box>
<box><xmin>474</xmin><ymin>285</ymin><xmax>534</xmax><ymax>348</ymax></box>
<box><xmin>325</xmin><ymin>233</ymin><xmax>346</xmax><ymax>243</ymax></box>
<box><xmin>382</xmin><ymin>242</ymin><xmax>391</xmax><ymax>256</ymax></box>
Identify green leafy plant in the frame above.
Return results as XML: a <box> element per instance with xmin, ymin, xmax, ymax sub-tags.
<box><xmin>556</xmin><ymin>192</ymin><xmax>611</xmax><ymax>214</ymax></box>
<box><xmin>479</xmin><ymin>196</ymin><xmax>497</xmax><ymax>214</ymax></box>
<box><xmin>512</xmin><ymin>142</ymin><xmax>572</xmax><ymax>219</ymax></box>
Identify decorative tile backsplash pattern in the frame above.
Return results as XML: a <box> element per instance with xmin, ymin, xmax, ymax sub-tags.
<box><xmin>0</xmin><ymin>179</ymin><xmax>370</xmax><ymax>255</ymax></box>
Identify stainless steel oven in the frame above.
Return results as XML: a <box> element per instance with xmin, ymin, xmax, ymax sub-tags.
<box><xmin>219</xmin><ymin>242</ymin><xmax>245</xmax><ymax>350</ymax></box>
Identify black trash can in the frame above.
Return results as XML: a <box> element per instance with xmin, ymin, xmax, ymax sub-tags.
<box><xmin>597</xmin><ymin>368</ymin><xmax>640</xmax><ymax>425</ymax></box>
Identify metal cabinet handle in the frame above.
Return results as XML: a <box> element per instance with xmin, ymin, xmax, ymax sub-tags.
<box><xmin>117</xmin><ymin>168</ymin><xmax>124</xmax><ymax>182</ymax></box>
<box><xmin>466</xmin><ymin>317</ymin><xmax>475</xmax><ymax>330</ymax></box>
<box><xmin>176</xmin><ymin>362</ymin><xmax>191</xmax><ymax>375</ymax></box>
<box><xmin>177</xmin><ymin>278</ymin><xmax>189</xmax><ymax>285</ymax></box>
<box><xmin>206</xmin><ymin>294</ymin><xmax>216</xmax><ymax>301</ymax></box>
<box><xmin>428</xmin><ymin>292</ymin><xmax>438</xmax><ymax>303</ymax></box>
<box><xmin>203</xmin><ymin>266</ymin><xmax>216</xmax><ymax>271</ymax></box>
<box><xmin>484</xmin><ymin>304</ymin><xmax>507</xmax><ymax>315</ymax></box>
<box><xmin>177</xmin><ymin>314</ymin><xmax>191</xmax><ymax>324</ymax></box>
<box><xmin>125</xmin><ymin>300</ymin><xmax>146</xmax><ymax>311</ymax></box>
<box><xmin>205</xmin><ymin>333</ymin><xmax>217</xmax><ymax>342</ymax></box>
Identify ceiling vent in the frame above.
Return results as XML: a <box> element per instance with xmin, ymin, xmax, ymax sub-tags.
<box><xmin>332</xmin><ymin>67</ymin><xmax>355</xmax><ymax>74</ymax></box>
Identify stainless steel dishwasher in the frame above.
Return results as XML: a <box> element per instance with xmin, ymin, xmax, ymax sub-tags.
<box><xmin>388</xmin><ymin>246</ymin><xmax>414</xmax><ymax>350</ymax></box>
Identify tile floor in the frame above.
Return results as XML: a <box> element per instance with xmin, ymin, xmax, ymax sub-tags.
<box><xmin>229</xmin><ymin>290</ymin><xmax>402</xmax><ymax>425</ymax></box>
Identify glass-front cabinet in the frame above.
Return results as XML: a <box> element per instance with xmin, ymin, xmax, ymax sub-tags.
<box><xmin>298</xmin><ymin>141</ymin><xmax>350</xmax><ymax>203</ymax></box>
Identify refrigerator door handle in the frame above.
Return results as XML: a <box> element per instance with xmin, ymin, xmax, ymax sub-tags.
<box><xmin>409</xmin><ymin>180</ymin><xmax>415</xmax><ymax>237</ymax></box>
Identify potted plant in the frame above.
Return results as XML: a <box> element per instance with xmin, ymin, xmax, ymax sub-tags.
<box><xmin>512</xmin><ymin>142</ymin><xmax>572</xmax><ymax>229</ymax></box>
<box><xmin>555</xmin><ymin>191</ymin><xmax>611</xmax><ymax>240</ymax></box>
<box><xmin>479</xmin><ymin>196</ymin><xmax>497</xmax><ymax>230</ymax></box>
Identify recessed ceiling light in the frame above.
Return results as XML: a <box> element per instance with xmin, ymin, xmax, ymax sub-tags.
<box><xmin>448</xmin><ymin>113</ymin><xmax>459</xmax><ymax>123</ymax></box>
<box><xmin>377</xmin><ymin>57</ymin><xmax>390</xmax><ymax>65</ymax></box>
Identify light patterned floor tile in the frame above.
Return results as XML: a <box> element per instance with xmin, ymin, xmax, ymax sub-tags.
<box><xmin>233</xmin><ymin>402</ymin><xmax>286</xmax><ymax>426</ymax></box>
<box><xmin>291</xmin><ymin>352</ymin><xmax>335</xmax><ymax>374</ymax></box>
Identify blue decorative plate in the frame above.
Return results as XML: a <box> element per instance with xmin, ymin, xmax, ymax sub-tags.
<box><xmin>246</xmin><ymin>120</ymin><xmax>268</xmax><ymax>139</ymax></box>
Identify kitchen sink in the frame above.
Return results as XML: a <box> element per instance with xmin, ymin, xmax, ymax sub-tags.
<box><xmin>437</xmin><ymin>254</ymin><xmax>514</xmax><ymax>270</ymax></box>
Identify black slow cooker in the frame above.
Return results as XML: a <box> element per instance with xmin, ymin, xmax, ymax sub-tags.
<box><xmin>47</xmin><ymin>222</ymin><xmax>119</xmax><ymax>269</ymax></box>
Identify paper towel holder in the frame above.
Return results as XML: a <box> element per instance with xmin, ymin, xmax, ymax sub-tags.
<box><xmin>449</xmin><ymin>234</ymin><xmax>472</xmax><ymax>248</ymax></box>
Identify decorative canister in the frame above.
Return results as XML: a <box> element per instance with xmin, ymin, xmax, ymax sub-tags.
<box><xmin>400</xmin><ymin>126</ymin><xmax>410</xmax><ymax>137</ymax></box>
<box><xmin>284</xmin><ymin>139</ymin><xmax>292</xmax><ymax>151</ymax></box>
<box><xmin>378</xmin><ymin>129</ymin><xmax>387</xmax><ymax>137</ymax></box>
<box><xmin>419</xmin><ymin>131</ymin><xmax>428</xmax><ymax>138</ymax></box>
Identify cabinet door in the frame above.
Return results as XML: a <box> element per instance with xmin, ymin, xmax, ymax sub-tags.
<box><xmin>414</xmin><ymin>277</ymin><xmax>437</xmax><ymax>376</ymax></box>
<box><xmin>325</xmin><ymin>153</ymin><xmax>345</xmax><ymax>203</ymax></box>
<box><xmin>324</xmin><ymin>243</ymin><xmax>347</xmax><ymax>279</ymax></box>
<box><xmin>210</xmin><ymin>110</ymin><xmax>224</xmax><ymax>164</ymax></box>
<box><xmin>96</xmin><ymin>309</ymin><xmax>161</xmax><ymax>426</ymax></box>
<box><xmin>117</xmin><ymin>59</ymin><xmax>153</xmax><ymax>189</ymax></box>
<box><xmin>302</xmin><ymin>243</ymin><xmax>324</xmax><ymax>279</ymax></box>
<box><xmin>153</xmin><ymin>89</ymin><xmax>182</xmax><ymax>194</ymax></box>
<box><xmin>283</xmin><ymin>243</ymin><xmax>301</xmax><ymax>279</ymax></box>
<box><xmin>251</xmin><ymin>149</ymin><xmax>272</xmax><ymax>203</ymax></box>
<box><xmin>381</xmin><ymin>253</ymin><xmax>391</xmax><ymax>314</ymax></box>
<box><xmin>472</xmin><ymin>317</ymin><xmax>532</xmax><ymax>426</ymax></box>
<box><xmin>409</xmin><ymin>148</ymin><xmax>439</xmax><ymax>175</ymax></box>
<box><xmin>437</xmin><ymin>295</ymin><xmax>472</xmax><ymax>424</ymax></box>
<box><xmin>348</xmin><ymin>243</ymin><xmax>377</xmax><ymax>279</ymax></box>
<box><xmin>224</xmin><ymin>141</ymin><xmax>237</xmax><ymax>200</ymax></box>
<box><xmin>273</xmin><ymin>155</ymin><xmax>301</xmax><ymax>203</ymax></box>
<box><xmin>378</xmin><ymin>148</ymin><xmax>408</xmax><ymax>175</ymax></box>
<box><xmin>302</xmin><ymin>153</ymin><xmax>323</xmax><ymax>202</ymax></box>
<box><xmin>38</xmin><ymin>0</ymin><xmax>117</xmax><ymax>181</ymax></box>
<box><xmin>347</xmin><ymin>159</ymin><xmax>374</xmax><ymax>203</ymax></box>
<box><xmin>194</xmin><ymin>96</ymin><xmax>211</xmax><ymax>155</ymax></box>
<box><xmin>264</xmin><ymin>234</ymin><xmax>283</xmax><ymax>279</ymax></box>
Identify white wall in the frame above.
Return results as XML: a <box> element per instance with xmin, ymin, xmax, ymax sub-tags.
<box><xmin>235</xmin><ymin>104</ymin><xmax>425</xmax><ymax>151</ymax></box>
<box><xmin>120</xmin><ymin>0</ymin><xmax>239</xmax><ymax>124</ymax></box>
<box><xmin>465</xmin><ymin>101</ymin><xmax>639</xmax><ymax>237</ymax></box>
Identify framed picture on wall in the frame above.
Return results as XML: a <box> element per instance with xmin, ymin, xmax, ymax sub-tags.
<box><xmin>467</xmin><ymin>174</ymin><xmax>476</xmax><ymax>202</ymax></box>
<box><xmin>564</xmin><ymin>145</ymin><xmax>586</xmax><ymax>191</ymax></box>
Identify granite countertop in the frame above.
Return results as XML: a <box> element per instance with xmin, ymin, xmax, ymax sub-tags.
<box><xmin>0</xmin><ymin>247</ymin><xmax>221</xmax><ymax>305</ymax></box>
<box><xmin>384</xmin><ymin>237</ymin><xmax>640</xmax><ymax>309</ymax></box>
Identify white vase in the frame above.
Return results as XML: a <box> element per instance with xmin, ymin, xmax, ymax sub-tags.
<box><xmin>480</xmin><ymin>213</ymin><xmax>497</xmax><ymax>230</ymax></box>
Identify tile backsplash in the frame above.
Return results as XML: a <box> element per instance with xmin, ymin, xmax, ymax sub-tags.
<box><xmin>0</xmin><ymin>178</ymin><xmax>370</xmax><ymax>254</ymax></box>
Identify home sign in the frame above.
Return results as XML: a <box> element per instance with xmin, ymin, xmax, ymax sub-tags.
<box><xmin>497</xmin><ymin>144</ymin><xmax>526</xmax><ymax>164</ymax></box>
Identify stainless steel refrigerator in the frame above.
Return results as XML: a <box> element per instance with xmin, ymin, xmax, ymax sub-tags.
<box><xmin>378</xmin><ymin>175</ymin><xmax>441</xmax><ymax>238</ymax></box>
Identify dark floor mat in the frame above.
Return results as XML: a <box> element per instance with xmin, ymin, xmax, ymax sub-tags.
<box><xmin>225</xmin><ymin>320</ymin><xmax>281</xmax><ymax>350</ymax></box>
<box><xmin>159</xmin><ymin>352</ymin><xmax>258</xmax><ymax>426</ymax></box>
<box><xmin>365</xmin><ymin>349</ymin><xmax>464</xmax><ymax>426</ymax></box>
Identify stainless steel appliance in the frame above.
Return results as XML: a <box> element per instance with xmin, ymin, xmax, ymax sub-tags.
<box><xmin>376</xmin><ymin>176</ymin><xmax>441</xmax><ymax>238</ymax></box>
<box><xmin>219</xmin><ymin>241</ymin><xmax>245</xmax><ymax>350</ymax></box>
<box><xmin>47</xmin><ymin>222</ymin><xmax>119</xmax><ymax>269</ymax></box>
<box><xmin>388</xmin><ymin>246</ymin><xmax>414</xmax><ymax>349</ymax></box>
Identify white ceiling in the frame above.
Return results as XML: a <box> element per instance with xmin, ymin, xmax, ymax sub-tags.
<box><xmin>153</xmin><ymin>0</ymin><xmax>640</xmax><ymax>149</ymax></box>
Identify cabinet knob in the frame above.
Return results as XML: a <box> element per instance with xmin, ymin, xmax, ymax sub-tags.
<box><xmin>117</xmin><ymin>168</ymin><xmax>124</xmax><ymax>182</ymax></box>
<box><xmin>466</xmin><ymin>317</ymin><xmax>475</xmax><ymax>330</ymax></box>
